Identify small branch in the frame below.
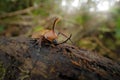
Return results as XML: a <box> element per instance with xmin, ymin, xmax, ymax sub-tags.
<box><xmin>0</xmin><ymin>20</ymin><xmax>33</xmax><ymax>26</ymax></box>
<box><xmin>93</xmin><ymin>36</ymin><xmax>117</xmax><ymax>58</ymax></box>
<box><xmin>0</xmin><ymin>5</ymin><xmax>41</xmax><ymax>19</ymax></box>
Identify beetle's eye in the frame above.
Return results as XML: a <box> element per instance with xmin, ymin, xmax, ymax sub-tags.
<box><xmin>52</xmin><ymin>39</ymin><xmax>57</xmax><ymax>44</ymax></box>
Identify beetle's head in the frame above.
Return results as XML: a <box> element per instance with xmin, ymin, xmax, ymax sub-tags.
<box><xmin>44</xmin><ymin>30</ymin><xmax>58</xmax><ymax>44</ymax></box>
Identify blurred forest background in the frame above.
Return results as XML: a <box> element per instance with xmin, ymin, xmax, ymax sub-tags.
<box><xmin>0</xmin><ymin>0</ymin><xmax>120</xmax><ymax>62</ymax></box>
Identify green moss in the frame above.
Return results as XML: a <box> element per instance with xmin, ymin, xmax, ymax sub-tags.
<box><xmin>0</xmin><ymin>61</ymin><xmax>6</xmax><ymax>80</ymax></box>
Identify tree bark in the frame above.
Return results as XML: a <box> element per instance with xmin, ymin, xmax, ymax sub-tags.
<box><xmin>0</xmin><ymin>37</ymin><xmax>120</xmax><ymax>80</ymax></box>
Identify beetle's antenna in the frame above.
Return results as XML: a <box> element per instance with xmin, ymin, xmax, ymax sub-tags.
<box><xmin>52</xmin><ymin>17</ymin><xmax>60</xmax><ymax>32</ymax></box>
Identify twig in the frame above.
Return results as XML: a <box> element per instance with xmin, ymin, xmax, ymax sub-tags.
<box><xmin>0</xmin><ymin>20</ymin><xmax>33</xmax><ymax>26</ymax></box>
<box><xmin>0</xmin><ymin>5</ymin><xmax>41</xmax><ymax>19</ymax></box>
<box><xmin>93</xmin><ymin>36</ymin><xmax>117</xmax><ymax>58</ymax></box>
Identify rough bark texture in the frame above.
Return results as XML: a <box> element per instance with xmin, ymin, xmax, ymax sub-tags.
<box><xmin>0</xmin><ymin>37</ymin><xmax>120</xmax><ymax>80</ymax></box>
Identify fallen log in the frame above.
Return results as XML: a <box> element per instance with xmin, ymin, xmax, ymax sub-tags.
<box><xmin>0</xmin><ymin>37</ymin><xmax>120</xmax><ymax>80</ymax></box>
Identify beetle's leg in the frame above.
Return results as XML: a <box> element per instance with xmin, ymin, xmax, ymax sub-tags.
<box><xmin>57</xmin><ymin>32</ymin><xmax>74</xmax><ymax>44</ymax></box>
<box><xmin>36</xmin><ymin>36</ymin><xmax>44</xmax><ymax>48</ymax></box>
<box><xmin>31</xmin><ymin>36</ymin><xmax>44</xmax><ymax>48</ymax></box>
<box><xmin>30</xmin><ymin>38</ymin><xmax>40</xmax><ymax>47</ymax></box>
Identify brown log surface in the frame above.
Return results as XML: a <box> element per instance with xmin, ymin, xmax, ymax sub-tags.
<box><xmin>0</xmin><ymin>37</ymin><xmax>120</xmax><ymax>80</ymax></box>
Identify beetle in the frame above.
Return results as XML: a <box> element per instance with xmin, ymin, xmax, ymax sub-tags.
<box><xmin>29</xmin><ymin>18</ymin><xmax>73</xmax><ymax>75</ymax></box>
<box><xmin>31</xmin><ymin>17</ymin><xmax>73</xmax><ymax>47</ymax></box>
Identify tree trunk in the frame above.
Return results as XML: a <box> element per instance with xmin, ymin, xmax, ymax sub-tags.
<box><xmin>0</xmin><ymin>37</ymin><xmax>120</xmax><ymax>80</ymax></box>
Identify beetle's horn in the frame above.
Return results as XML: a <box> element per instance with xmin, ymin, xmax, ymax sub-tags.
<box><xmin>52</xmin><ymin>17</ymin><xmax>61</xmax><ymax>32</ymax></box>
<box><xmin>57</xmin><ymin>34</ymin><xmax>73</xmax><ymax>45</ymax></box>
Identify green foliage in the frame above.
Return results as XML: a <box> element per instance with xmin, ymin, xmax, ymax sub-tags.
<box><xmin>32</xmin><ymin>8</ymin><xmax>49</xmax><ymax>16</ymax></box>
<box><xmin>110</xmin><ymin>7</ymin><xmax>120</xmax><ymax>39</ymax></box>
<box><xmin>75</xmin><ymin>16</ymin><xmax>84</xmax><ymax>24</ymax></box>
<box><xmin>0</xmin><ymin>0</ymin><xmax>33</xmax><ymax>13</ymax></box>
<box><xmin>115</xmin><ymin>26</ymin><xmax>120</xmax><ymax>39</ymax></box>
<box><xmin>98</xmin><ymin>25</ymin><xmax>111</xmax><ymax>32</ymax></box>
<box><xmin>34</xmin><ymin>0</ymin><xmax>48</xmax><ymax>3</ymax></box>
<box><xmin>115</xmin><ymin>18</ymin><xmax>120</xmax><ymax>39</ymax></box>
<box><xmin>33</xmin><ymin>26</ymin><xmax>44</xmax><ymax>32</ymax></box>
<box><xmin>75</xmin><ymin>14</ymin><xmax>91</xmax><ymax>25</ymax></box>
<box><xmin>32</xmin><ymin>0</ymin><xmax>52</xmax><ymax>16</ymax></box>
<box><xmin>0</xmin><ymin>25</ymin><xmax>4</xmax><ymax>32</ymax></box>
